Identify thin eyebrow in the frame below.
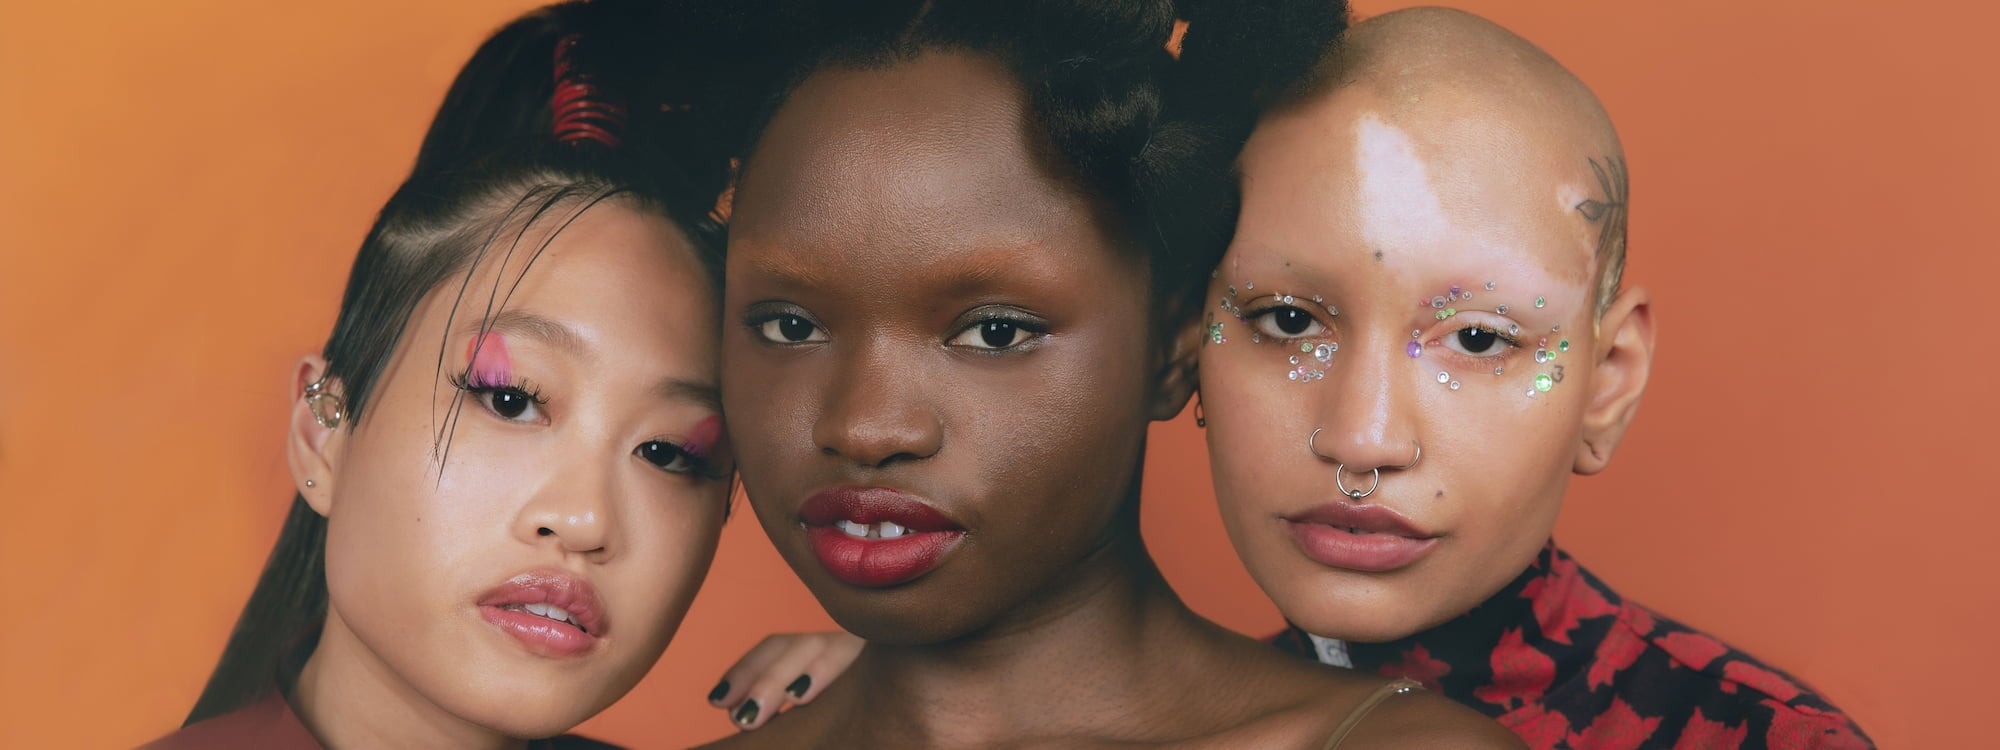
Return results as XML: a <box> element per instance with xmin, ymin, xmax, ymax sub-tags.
<box><xmin>458</xmin><ymin>309</ymin><xmax>591</xmax><ymax>359</ymax></box>
<box><xmin>657</xmin><ymin>377</ymin><xmax>722</xmax><ymax>412</ymax></box>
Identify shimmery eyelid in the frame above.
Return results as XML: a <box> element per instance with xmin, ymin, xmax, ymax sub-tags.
<box><xmin>465</xmin><ymin>332</ymin><xmax>513</xmax><ymax>388</ymax></box>
<box><xmin>683</xmin><ymin>415</ymin><xmax>724</xmax><ymax>459</ymax></box>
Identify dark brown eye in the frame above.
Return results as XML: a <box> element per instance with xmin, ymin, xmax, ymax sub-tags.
<box><xmin>1456</xmin><ymin>327</ymin><xmax>1499</xmax><ymax>354</ymax></box>
<box><xmin>636</xmin><ymin>440</ymin><xmax>697</xmax><ymax>473</ymax></box>
<box><xmin>1252</xmin><ymin>306</ymin><xmax>1325</xmax><ymax>339</ymax></box>
<box><xmin>756</xmin><ymin>314</ymin><xmax>827</xmax><ymax>344</ymax></box>
<box><xmin>486</xmin><ymin>390</ymin><xmax>533</xmax><ymax>419</ymax></box>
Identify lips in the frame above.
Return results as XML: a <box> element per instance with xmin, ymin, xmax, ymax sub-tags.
<box><xmin>1282</xmin><ymin>501</ymin><xmax>1441</xmax><ymax>573</ymax></box>
<box><xmin>476</xmin><ymin>570</ymin><xmax>606</xmax><ymax>658</ymax></box>
<box><xmin>800</xmin><ymin>486</ymin><xmax>966</xmax><ymax>588</ymax></box>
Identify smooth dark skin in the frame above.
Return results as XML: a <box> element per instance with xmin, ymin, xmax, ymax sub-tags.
<box><xmin>708</xmin><ymin>50</ymin><xmax>1519</xmax><ymax>749</ymax></box>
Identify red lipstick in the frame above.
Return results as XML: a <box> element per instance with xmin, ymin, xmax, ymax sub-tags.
<box><xmin>1282</xmin><ymin>502</ymin><xmax>1440</xmax><ymax>573</ymax></box>
<box><xmin>800</xmin><ymin>486</ymin><xmax>965</xmax><ymax>588</ymax></box>
<box><xmin>476</xmin><ymin>569</ymin><xmax>605</xmax><ymax>658</ymax></box>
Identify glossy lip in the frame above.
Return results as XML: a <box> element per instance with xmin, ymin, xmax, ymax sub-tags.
<box><xmin>799</xmin><ymin>486</ymin><xmax>967</xmax><ymax>588</ymax></box>
<box><xmin>1281</xmin><ymin>501</ymin><xmax>1441</xmax><ymax>573</ymax></box>
<box><xmin>475</xmin><ymin>569</ymin><xmax>606</xmax><ymax>658</ymax></box>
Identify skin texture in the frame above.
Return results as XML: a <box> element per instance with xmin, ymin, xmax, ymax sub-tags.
<box><xmin>285</xmin><ymin>202</ymin><xmax>732</xmax><ymax>748</ymax></box>
<box><xmin>1199</xmin><ymin>7</ymin><xmax>1655</xmax><ymax>644</ymax></box>
<box><xmin>712</xmin><ymin>49</ymin><xmax>1518</xmax><ymax>750</ymax></box>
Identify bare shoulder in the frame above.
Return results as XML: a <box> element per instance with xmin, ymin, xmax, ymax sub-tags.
<box><xmin>1329</xmin><ymin>687</ymin><xmax>1525</xmax><ymax>750</ymax></box>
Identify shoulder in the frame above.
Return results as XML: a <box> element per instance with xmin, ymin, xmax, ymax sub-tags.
<box><xmin>1580</xmin><ymin>601</ymin><xmax>1871</xmax><ymax>749</ymax></box>
<box><xmin>1331</xmin><ymin>684</ymin><xmax>1527</xmax><ymax>750</ymax></box>
<box><xmin>139</xmin><ymin>692</ymin><xmax>321</xmax><ymax>750</ymax></box>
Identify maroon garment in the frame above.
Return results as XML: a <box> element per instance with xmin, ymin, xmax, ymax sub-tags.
<box><xmin>1272</xmin><ymin>543</ymin><xmax>1872</xmax><ymax>750</ymax></box>
<box><xmin>140</xmin><ymin>688</ymin><xmax>622</xmax><ymax>750</ymax></box>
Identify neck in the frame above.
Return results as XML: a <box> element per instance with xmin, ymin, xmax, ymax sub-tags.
<box><xmin>293</xmin><ymin>612</ymin><xmax>523</xmax><ymax>750</ymax></box>
<box><xmin>824</xmin><ymin>510</ymin><xmax>1233</xmax><ymax>746</ymax></box>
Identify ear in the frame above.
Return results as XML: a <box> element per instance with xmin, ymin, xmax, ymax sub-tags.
<box><xmin>287</xmin><ymin>355</ymin><xmax>346</xmax><ymax>516</ymax></box>
<box><xmin>1148</xmin><ymin>308</ymin><xmax>1204</xmax><ymax>422</ymax></box>
<box><xmin>1575</xmin><ymin>286</ymin><xmax>1654</xmax><ymax>475</ymax></box>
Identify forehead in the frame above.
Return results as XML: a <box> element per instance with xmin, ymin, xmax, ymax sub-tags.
<box><xmin>730</xmin><ymin>50</ymin><xmax>1099</xmax><ymax>266</ymax></box>
<box><xmin>1235</xmin><ymin>86</ymin><xmax>1596</xmax><ymax>284</ymax></box>
<box><xmin>429</xmin><ymin>203</ymin><xmax>717</xmax><ymax>363</ymax></box>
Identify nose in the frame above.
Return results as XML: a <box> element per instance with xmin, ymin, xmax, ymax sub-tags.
<box><xmin>513</xmin><ymin>458</ymin><xmax>617</xmax><ymax>558</ymax></box>
<box><xmin>812</xmin><ymin>339</ymin><xmax>943</xmax><ymax>468</ymax></box>
<box><xmin>1311</xmin><ymin>333</ymin><xmax>1422</xmax><ymax>476</ymax></box>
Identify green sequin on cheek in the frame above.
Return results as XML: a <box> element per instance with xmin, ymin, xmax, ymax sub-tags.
<box><xmin>1534</xmin><ymin>373</ymin><xmax>1554</xmax><ymax>392</ymax></box>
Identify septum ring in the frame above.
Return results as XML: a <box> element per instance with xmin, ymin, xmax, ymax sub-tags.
<box><xmin>1308</xmin><ymin>428</ymin><xmax>1421</xmax><ymax>499</ymax></box>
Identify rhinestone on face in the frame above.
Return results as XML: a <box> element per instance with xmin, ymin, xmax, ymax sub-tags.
<box><xmin>1313</xmin><ymin>295</ymin><xmax>1324</xmax><ymax>303</ymax></box>
<box><xmin>1494</xmin><ymin>366</ymin><xmax>1504</xmax><ymax>375</ymax></box>
<box><xmin>1413</xmin><ymin>330</ymin><xmax>1422</xmax><ymax>339</ymax></box>
<box><xmin>1431</xmin><ymin>296</ymin><xmax>1447</xmax><ymax>309</ymax></box>
<box><xmin>1450</xmin><ymin>286</ymin><xmax>1462</xmax><ymax>297</ymax></box>
<box><xmin>1559</xmin><ymin>339</ymin><xmax>1571</xmax><ymax>352</ymax></box>
<box><xmin>1314</xmin><ymin>344</ymin><xmax>1335</xmax><ymax>364</ymax></box>
<box><xmin>1301</xmin><ymin>342</ymin><xmax>1314</xmax><ymax>353</ymax></box>
<box><xmin>1227</xmin><ymin>285</ymin><xmax>1237</xmax><ymax>297</ymax></box>
<box><xmin>1328</xmin><ymin>306</ymin><xmax>1340</xmax><ymax>316</ymax></box>
<box><xmin>1444</xmin><ymin>308</ymin><xmax>1456</xmax><ymax>317</ymax></box>
<box><xmin>1497</xmin><ymin>304</ymin><xmax>1509</xmax><ymax>314</ymax></box>
<box><xmin>1251</xmin><ymin>333</ymin><xmax>1262</xmax><ymax>343</ymax></box>
<box><xmin>1282</xmin><ymin>295</ymin><xmax>1295</xmax><ymax>304</ymax></box>
<box><xmin>1485</xmin><ymin>281</ymin><xmax>1497</xmax><ymax>291</ymax></box>
<box><xmin>1449</xmin><ymin>380</ymin><xmax>1461</xmax><ymax>390</ymax></box>
<box><xmin>1535</xmin><ymin>295</ymin><xmax>1547</xmax><ymax>308</ymax></box>
<box><xmin>1507</xmin><ymin>324</ymin><xmax>1521</xmax><ymax>336</ymax></box>
<box><xmin>1407</xmin><ymin>340</ymin><xmax>1423</xmax><ymax>358</ymax></box>
<box><xmin>1290</xmin><ymin>355</ymin><xmax>1301</xmax><ymax>365</ymax></box>
<box><xmin>1461</xmin><ymin>292</ymin><xmax>1472</xmax><ymax>301</ymax></box>
<box><xmin>1437</xmin><ymin>371</ymin><xmax>1450</xmax><ymax>384</ymax></box>
<box><xmin>1209</xmin><ymin>322</ymin><xmax>1225</xmax><ymax>344</ymax></box>
<box><xmin>1289</xmin><ymin>370</ymin><xmax>1300</xmax><ymax>381</ymax></box>
<box><xmin>1436</xmin><ymin>310</ymin><xmax>1449</xmax><ymax>320</ymax></box>
<box><xmin>1552</xmin><ymin>324</ymin><xmax>1562</xmax><ymax>333</ymax></box>
<box><xmin>1535</xmin><ymin>349</ymin><xmax>1549</xmax><ymax>363</ymax></box>
<box><xmin>1535</xmin><ymin>373</ymin><xmax>1554</xmax><ymax>392</ymax></box>
<box><xmin>1245</xmin><ymin>282</ymin><xmax>1255</xmax><ymax>290</ymax></box>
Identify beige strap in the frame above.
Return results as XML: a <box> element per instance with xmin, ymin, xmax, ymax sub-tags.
<box><xmin>1321</xmin><ymin>678</ymin><xmax>1424</xmax><ymax>750</ymax></box>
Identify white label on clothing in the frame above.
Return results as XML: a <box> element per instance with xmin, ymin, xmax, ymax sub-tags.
<box><xmin>1308</xmin><ymin>633</ymin><xmax>1353</xmax><ymax>669</ymax></box>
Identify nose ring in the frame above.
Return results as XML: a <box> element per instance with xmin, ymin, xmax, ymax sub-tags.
<box><xmin>1336</xmin><ymin>465</ymin><xmax>1380</xmax><ymax>499</ymax></box>
<box><xmin>1309</xmin><ymin>428</ymin><xmax>1418</xmax><ymax>500</ymax></box>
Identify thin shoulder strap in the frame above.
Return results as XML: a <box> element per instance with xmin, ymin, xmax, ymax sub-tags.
<box><xmin>1321</xmin><ymin>678</ymin><xmax>1424</xmax><ymax>750</ymax></box>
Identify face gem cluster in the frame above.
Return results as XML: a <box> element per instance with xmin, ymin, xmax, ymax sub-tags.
<box><xmin>1214</xmin><ymin>276</ymin><xmax>1568</xmax><ymax>399</ymax></box>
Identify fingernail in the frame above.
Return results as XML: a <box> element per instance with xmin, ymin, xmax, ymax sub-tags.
<box><xmin>734</xmin><ymin>699</ymin><xmax>760</xmax><ymax>726</ymax></box>
<box><xmin>785</xmin><ymin>674</ymin><xmax>812</xmax><ymax>698</ymax></box>
<box><xmin>707</xmin><ymin>680</ymin><xmax>730</xmax><ymax>703</ymax></box>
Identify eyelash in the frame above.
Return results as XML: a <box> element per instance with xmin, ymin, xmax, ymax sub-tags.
<box><xmin>447</xmin><ymin>372</ymin><xmax>547</xmax><ymax>408</ymax></box>
<box><xmin>1243</xmin><ymin>303</ymin><xmax>1334</xmax><ymax>340</ymax></box>
<box><xmin>635</xmin><ymin>439</ymin><xmax>728</xmax><ymax>481</ymax></box>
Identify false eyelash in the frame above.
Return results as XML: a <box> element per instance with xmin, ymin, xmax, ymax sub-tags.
<box><xmin>446</xmin><ymin>370</ymin><xmax>548</xmax><ymax>404</ymax></box>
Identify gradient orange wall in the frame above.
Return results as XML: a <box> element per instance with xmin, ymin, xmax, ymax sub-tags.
<box><xmin>1</xmin><ymin>1</ymin><xmax>1989</xmax><ymax>747</ymax></box>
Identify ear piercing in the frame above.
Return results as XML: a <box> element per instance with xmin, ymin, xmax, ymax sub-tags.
<box><xmin>305</xmin><ymin>373</ymin><xmax>344</xmax><ymax>429</ymax></box>
<box><xmin>305</xmin><ymin>480</ymin><xmax>315</xmax><ymax>488</ymax></box>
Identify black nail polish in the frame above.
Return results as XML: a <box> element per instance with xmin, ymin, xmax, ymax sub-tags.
<box><xmin>707</xmin><ymin>680</ymin><xmax>730</xmax><ymax>703</ymax></box>
<box><xmin>734</xmin><ymin>699</ymin><xmax>760</xmax><ymax>726</ymax></box>
<box><xmin>785</xmin><ymin>674</ymin><xmax>812</xmax><ymax>698</ymax></box>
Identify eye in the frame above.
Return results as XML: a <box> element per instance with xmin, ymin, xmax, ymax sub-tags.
<box><xmin>949</xmin><ymin>319</ymin><xmax>1037</xmax><ymax>350</ymax></box>
<box><xmin>1250</xmin><ymin>306</ymin><xmax>1326</xmax><ymax>339</ymax></box>
<box><xmin>480</xmin><ymin>389</ymin><xmax>542</xmax><ymax>421</ymax></box>
<box><xmin>635</xmin><ymin>440</ymin><xmax>704</xmax><ymax>475</ymax></box>
<box><xmin>1443</xmin><ymin>325</ymin><xmax>1515</xmax><ymax>357</ymax></box>
<box><xmin>755</xmin><ymin>314</ymin><xmax>827</xmax><ymax>344</ymax></box>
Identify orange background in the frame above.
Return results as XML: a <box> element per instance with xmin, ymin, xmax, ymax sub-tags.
<box><xmin>1</xmin><ymin>1</ymin><xmax>1991</xmax><ymax>747</ymax></box>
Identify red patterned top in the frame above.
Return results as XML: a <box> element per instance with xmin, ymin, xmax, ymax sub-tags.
<box><xmin>1272</xmin><ymin>543</ymin><xmax>1872</xmax><ymax>750</ymax></box>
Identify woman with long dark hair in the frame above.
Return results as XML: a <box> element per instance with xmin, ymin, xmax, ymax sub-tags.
<box><xmin>146</xmin><ymin>2</ymin><xmax>752</xmax><ymax>746</ymax></box>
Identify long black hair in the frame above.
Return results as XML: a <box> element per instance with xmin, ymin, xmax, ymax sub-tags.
<box><xmin>733</xmin><ymin>0</ymin><xmax>1352</xmax><ymax>326</ymax></box>
<box><xmin>184</xmin><ymin>0</ymin><xmax>759</xmax><ymax>724</ymax></box>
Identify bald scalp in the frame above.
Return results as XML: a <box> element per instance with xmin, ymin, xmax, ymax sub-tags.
<box><xmin>1276</xmin><ymin>7</ymin><xmax>1630</xmax><ymax>313</ymax></box>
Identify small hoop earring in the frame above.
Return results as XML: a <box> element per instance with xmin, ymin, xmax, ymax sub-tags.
<box><xmin>1194</xmin><ymin>396</ymin><xmax>1206</xmax><ymax>428</ymax></box>
<box><xmin>305</xmin><ymin>373</ymin><xmax>344</xmax><ymax>429</ymax></box>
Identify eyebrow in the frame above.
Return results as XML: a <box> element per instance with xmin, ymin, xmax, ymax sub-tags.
<box><xmin>458</xmin><ymin>309</ymin><xmax>590</xmax><ymax>358</ymax></box>
<box><xmin>658</xmin><ymin>377</ymin><xmax>721</xmax><ymax>412</ymax></box>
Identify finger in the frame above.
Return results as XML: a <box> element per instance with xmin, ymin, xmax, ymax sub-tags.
<box><xmin>733</xmin><ymin>638</ymin><xmax>833</xmax><ymax>730</ymax></box>
<box><xmin>708</xmin><ymin>634</ymin><xmax>795</xmax><ymax>710</ymax></box>
<box><xmin>784</xmin><ymin>633</ymin><xmax>865</xmax><ymax>706</ymax></box>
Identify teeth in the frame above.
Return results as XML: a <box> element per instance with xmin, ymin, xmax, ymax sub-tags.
<box><xmin>545</xmin><ymin>605</ymin><xmax>574</xmax><ymax>624</ymax></box>
<box><xmin>834</xmin><ymin>519</ymin><xmax>919</xmax><ymax>539</ymax></box>
<box><xmin>1343</xmin><ymin>527</ymin><xmax>1374</xmax><ymax>535</ymax></box>
<box><xmin>525</xmin><ymin>602</ymin><xmax>551</xmax><ymax>618</ymax></box>
<box><xmin>515</xmin><ymin>602</ymin><xmax>578</xmax><ymax>628</ymax></box>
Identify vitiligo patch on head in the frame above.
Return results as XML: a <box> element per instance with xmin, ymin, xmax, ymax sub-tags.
<box><xmin>465</xmin><ymin>332</ymin><xmax>514</xmax><ymax>389</ymax></box>
<box><xmin>1355</xmin><ymin>115</ymin><xmax>1451</xmax><ymax>256</ymax></box>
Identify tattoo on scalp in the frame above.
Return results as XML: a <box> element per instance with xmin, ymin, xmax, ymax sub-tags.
<box><xmin>1573</xmin><ymin>156</ymin><xmax>1628</xmax><ymax>258</ymax></box>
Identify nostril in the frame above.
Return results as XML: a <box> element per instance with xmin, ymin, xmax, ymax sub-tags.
<box><xmin>537</xmin><ymin>527</ymin><xmax>554</xmax><ymax>537</ymax></box>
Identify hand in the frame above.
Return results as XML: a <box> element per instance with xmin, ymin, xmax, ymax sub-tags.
<box><xmin>706</xmin><ymin>631</ymin><xmax>865</xmax><ymax>730</ymax></box>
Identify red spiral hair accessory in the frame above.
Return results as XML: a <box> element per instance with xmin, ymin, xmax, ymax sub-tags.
<box><xmin>551</xmin><ymin>33</ymin><xmax>627</xmax><ymax>148</ymax></box>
